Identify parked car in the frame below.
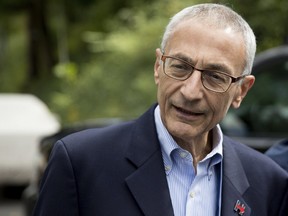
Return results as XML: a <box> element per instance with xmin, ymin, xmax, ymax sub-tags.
<box><xmin>221</xmin><ymin>45</ymin><xmax>288</xmax><ymax>152</ymax></box>
<box><xmin>0</xmin><ymin>93</ymin><xmax>60</xmax><ymax>186</ymax></box>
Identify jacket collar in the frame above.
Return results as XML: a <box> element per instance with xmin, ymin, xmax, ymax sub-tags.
<box><xmin>125</xmin><ymin>105</ymin><xmax>174</xmax><ymax>216</ymax></box>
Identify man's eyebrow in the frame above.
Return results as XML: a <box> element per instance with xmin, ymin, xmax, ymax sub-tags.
<box><xmin>204</xmin><ymin>63</ymin><xmax>232</xmax><ymax>74</ymax></box>
<box><xmin>170</xmin><ymin>53</ymin><xmax>195</xmax><ymax>64</ymax></box>
<box><xmin>167</xmin><ymin>52</ymin><xmax>233</xmax><ymax>74</ymax></box>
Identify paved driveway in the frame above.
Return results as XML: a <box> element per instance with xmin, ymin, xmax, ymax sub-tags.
<box><xmin>0</xmin><ymin>200</ymin><xmax>25</xmax><ymax>216</ymax></box>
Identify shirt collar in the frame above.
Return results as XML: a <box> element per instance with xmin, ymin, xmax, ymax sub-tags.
<box><xmin>154</xmin><ymin>105</ymin><xmax>223</xmax><ymax>173</ymax></box>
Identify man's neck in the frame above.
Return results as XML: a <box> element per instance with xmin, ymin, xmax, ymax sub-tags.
<box><xmin>173</xmin><ymin>131</ymin><xmax>213</xmax><ymax>170</ymax></box>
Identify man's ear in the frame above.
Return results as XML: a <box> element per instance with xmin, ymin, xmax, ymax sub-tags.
<box><xmin>154</xmin><ymin>48</ymin><xmax>162</xmax><ymax>85</ymax></box>
<box><xmin>232</xmin><ymin>75</ymin><xmax>255</xmax><ymax>109</ymax></box>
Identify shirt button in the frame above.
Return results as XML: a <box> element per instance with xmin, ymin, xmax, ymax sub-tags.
<box><xmin>189</xmin><ymin>192</ymin><xmax>195</xmax><ymax>198</ymax></box>
<box><xmin>179</xmin><ymin>151</ymin><xmax>188</xmax><ymax>158</ymax></box>
<box><xmin>165</xmin><ymin>165</ymin><xmax>171</xmax><ymax>171</ymax></box>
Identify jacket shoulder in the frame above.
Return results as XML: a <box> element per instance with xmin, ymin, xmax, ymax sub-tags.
<box><xmin>60</xmin><ymin>120</ymin><xmax>135</xmax><ymax>153</ymax></box>
<box><xmin>223</xmin><ymin>136</ymin><xmax>288</xmax><ymax>177</ymax></box>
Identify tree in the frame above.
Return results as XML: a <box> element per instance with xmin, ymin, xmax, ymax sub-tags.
<box><xmin>0</xmin><ymin>0</ymin><xmax>287</xmax><ymax>124</ymax></box>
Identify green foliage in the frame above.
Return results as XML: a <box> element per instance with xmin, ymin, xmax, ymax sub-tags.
<box><xmin>51</xmin><ymin>0</ymin><xmax>204</xmax><ymax>123</ymax></box>
<box><xmin>0</xmin><ymin>0</ymin><xmax>287</xmax><ymax>125</ymax></box>
<box><xmin>0</xmin><ymin>13</ymin><xmax>28</xmax><ymax>92</ymax></box>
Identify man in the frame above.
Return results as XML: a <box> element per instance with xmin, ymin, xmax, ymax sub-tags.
<box><xmin>33</xmin><ymin>4</ymin><xmax>288</xmax><ymax>216</ymax></box>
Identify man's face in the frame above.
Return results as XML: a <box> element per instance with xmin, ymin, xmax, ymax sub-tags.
<box><xmin>154</xmin><ymin>20</ymin><xmax>255</xmax><ymax>142</ymax></box>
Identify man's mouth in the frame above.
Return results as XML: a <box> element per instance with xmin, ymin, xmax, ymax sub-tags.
<box><xmin>174</xmin><ymin>105</ymin><xmax>203</xmax><ymax>116</ymax></box>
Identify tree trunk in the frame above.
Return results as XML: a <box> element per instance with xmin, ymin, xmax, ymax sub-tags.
<box><xmin>27</xmin><ymin>0</ymin><xmax>55</xmax><ymax>80</ymax></box>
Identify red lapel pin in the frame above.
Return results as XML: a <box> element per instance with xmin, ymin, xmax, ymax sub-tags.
<box><xmin>234</xmin><ymin>200</ymin><xmax>245</xmax><ymax>215</ymax></box>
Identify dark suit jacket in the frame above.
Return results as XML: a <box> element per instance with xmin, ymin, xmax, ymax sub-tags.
<box><xmin>33</xmin><ymin>106</ymin><xmax>288</xmax><ymax>216</ymax></box>
<box><xmin>265</xmin><ymin>139</ymin><xmax>288</xmax><ymax>172</ymax></box>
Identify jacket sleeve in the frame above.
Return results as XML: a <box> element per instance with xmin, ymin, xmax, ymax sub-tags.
<box><xmin>32</xmin><ymin>140</ymin><xmax>79</xmax><ymax>216</ymax></box>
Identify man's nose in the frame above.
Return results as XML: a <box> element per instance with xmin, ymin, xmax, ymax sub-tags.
<box><xmin>180</xmin><ymin>70</ymin><xmax>204</xmax><ymax>99</ymax></box>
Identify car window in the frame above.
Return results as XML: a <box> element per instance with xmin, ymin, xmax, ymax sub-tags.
<box><xmin>222</xmin><ymin>46</ymin><xmax>288</xmax><ymax>138</ymax></box>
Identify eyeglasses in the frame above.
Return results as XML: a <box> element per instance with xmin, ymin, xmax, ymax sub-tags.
<box><xmin>161</xmin><ymin>55</ymin><xmax>246</xmax><ymax>93</ymax></box>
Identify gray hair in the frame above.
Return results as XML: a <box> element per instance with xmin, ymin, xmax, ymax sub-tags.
<box><xmin>161</xmin><ymin>3</ymin><xmax>256</xmax><ymax>75</ymax></box>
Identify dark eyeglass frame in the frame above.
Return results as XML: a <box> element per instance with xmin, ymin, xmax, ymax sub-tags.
<box><xmin>161</xmin><ymin>55</ymin><xmax>246</xmax><ymax>93</ymax></box>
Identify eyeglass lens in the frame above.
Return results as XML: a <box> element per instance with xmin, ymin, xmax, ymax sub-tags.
<box><xmin>163</xmin><ymin>57</ymin><xmax>232</xmax><ymax>92</ymax></box>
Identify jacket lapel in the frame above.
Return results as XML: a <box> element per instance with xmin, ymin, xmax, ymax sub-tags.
<box><xmin>125</xmin><ymin>106</ymin><xmax>174</xmax><ymax>216</ymax></box>
<box><xmin>221</xmin><ymin>137</ymin><xmax>251</xmax><ymax>216</ymax></box>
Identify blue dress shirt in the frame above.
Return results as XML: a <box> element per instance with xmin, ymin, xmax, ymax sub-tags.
<box><xmin>154</xmin><ymin>105</ymin><xmax>223</xmax><ymax>216</ymax></box>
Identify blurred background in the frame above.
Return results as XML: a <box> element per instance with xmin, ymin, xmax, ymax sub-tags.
<box><xmin>0</xmin><ymin>0</ymin><xmax>287</xmax><ymax>215</ymax></box>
